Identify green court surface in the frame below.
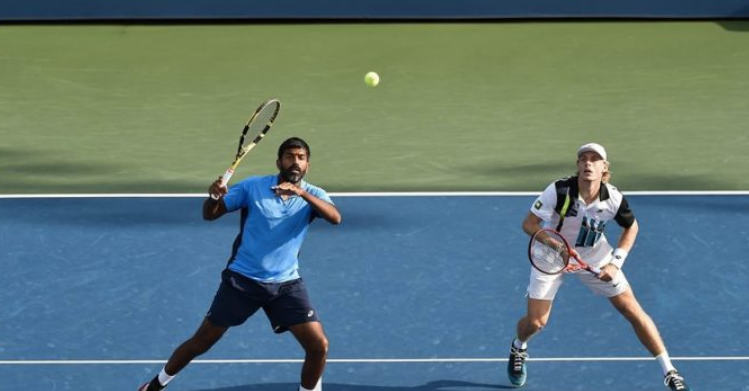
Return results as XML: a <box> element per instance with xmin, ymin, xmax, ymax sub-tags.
<box><xmin>1</xmin><ymin>21</ymin><xmax>748</xmax><ymax>194</ymax></box>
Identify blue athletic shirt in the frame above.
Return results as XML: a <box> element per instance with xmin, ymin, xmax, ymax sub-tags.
<box><xmin>222</xmin><ymin>174</ymin><xmax>334</xmax><ymax>283</ymax></box>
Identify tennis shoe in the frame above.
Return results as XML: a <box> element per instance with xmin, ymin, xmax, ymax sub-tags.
<box><xmin>507</xmin><ymin>344</ymin><xmax>528</xmax><ymax>387</ymax></box>
<box><xmin>664</xmin><ymin>370</ymin><xmax>691</xmax><ymax>391</ymax></box>
<box><xmin>138</xmin><ymin>379</ymin><xmax>165</xmax><ymax>391</ymax></box>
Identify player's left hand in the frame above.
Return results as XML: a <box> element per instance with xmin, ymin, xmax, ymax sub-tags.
<box><xmin>598</xmin><ymin>264</ymin><xmax>620</xmax><ymax>282</ymax></box>
<box><xmin>272</xmin><ymin>182</ymin><xmax>304</xmax><ymax>197</ymax></box>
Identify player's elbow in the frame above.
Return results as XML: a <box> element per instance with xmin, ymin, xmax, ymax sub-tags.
<box><xmin>203</xmin><ymin>209</ymin><xmax>223</xmax><ymax>221</ymax></box>
<box><xmin>325</xmin><ymin>206</ymin><xmax>342</xmax><ymax>225</ymax></box>
<box><xmin>328</xmin><ymin>214</ymin><xmax>342</xmax><ymax>225</ymax></box>
<box><xmin>521</xmin><ymin>212</ymin><xmax>542</xmax><ymax>235</ymax></box>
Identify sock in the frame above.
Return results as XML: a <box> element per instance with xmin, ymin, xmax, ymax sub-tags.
<box><xmin>146</xmin><ymin>377</ymin><xmax>163</xmax><ymax>391</ymax></box>
<box><xmin>512</xmin><ymin>337</ymin><xmax>528</xmax><ymax>350</ymax></box>
<box><xmin>158</xmin><ymin>368</ymin><xmax>175</xmax><ymax>387</ymax></box>
<box><xmin>655</xmin><ymin>352</ymin><xmax>676</xmax><ymax>376</ymax></box>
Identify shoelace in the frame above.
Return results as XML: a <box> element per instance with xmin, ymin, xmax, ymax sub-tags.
<box><xmin>664</xmin><ymin>372</ymin><xmax>686</xmax><ymax>390</ymax></box>
<box><xmin>510</xmin><ymin>347</ymin><xmax>529</xmax><ymax>372</ymax></box>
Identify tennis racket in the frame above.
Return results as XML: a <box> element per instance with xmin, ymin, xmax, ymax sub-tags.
<box><xmin>220</xmin><ymin>98</ymin><xmax>281</xmax><ymax>186</ymax></box>
<box><xmin>528</xmin><ymin>228</ymin><xmax>600</xmax><ymax>276</ymax></box>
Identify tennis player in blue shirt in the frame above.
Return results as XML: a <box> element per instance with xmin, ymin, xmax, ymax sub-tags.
<box><xmin>139</xmin><ymin>137</ymin><xmax>341</xmax><ymax>391</ymax></box>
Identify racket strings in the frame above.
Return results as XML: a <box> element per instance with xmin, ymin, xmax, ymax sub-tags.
<box><xmin>529</xmin><ymin>237</ymin><xmax>568</xmax><ymax>274</ymax></box>
<box><xmin>245</xmin><ymin>102</ymin><xmax>279</xmax><ymax>141</ymax></box>
<box><xmin>236</xmin><ymin>132</ymin><xmax>249</xmax><ymax>156</ymax></box>
<box><xmin>235</xmin><ymin>101</ymin><xmax>280</xmax><ymax>159</ymax></box>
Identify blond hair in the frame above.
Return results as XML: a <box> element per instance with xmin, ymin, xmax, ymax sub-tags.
<box><xmin>602</xmin><ymin>161</ymin><xmax>611</xmax><ymax>183</ymax></box>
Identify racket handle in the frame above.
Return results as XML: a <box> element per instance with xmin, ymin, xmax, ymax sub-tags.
<box><xmin>221</xmin><ymin>168</ymin><xmax>235</xmax><ymax>186</ymax></box>
<box><xmin>571</xmin><ymin>250</ymin><xmax>600</xmax><ymax>276</ymax></box>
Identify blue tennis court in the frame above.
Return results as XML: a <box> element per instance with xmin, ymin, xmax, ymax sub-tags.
<box><xmin>1</xmin><ymin>194</ymin><xmax>747</xmax><ymax>391</ymax></box>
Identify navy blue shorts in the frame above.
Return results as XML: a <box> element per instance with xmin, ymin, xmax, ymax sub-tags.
<box><xmin>207</xmin><ymin>269</ymin><xmax>320</xmax><ymax>333</ymax></box>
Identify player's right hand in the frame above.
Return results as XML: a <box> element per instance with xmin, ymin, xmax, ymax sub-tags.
<box><xmin>597</xmin><ymin>264</ymin><xmax>619</xmax><ymax>282</ymax></box>
<box><xmin>208</xmin><ymin>176</ymin><xmax>228</xmax><ymax>200</ymax></box>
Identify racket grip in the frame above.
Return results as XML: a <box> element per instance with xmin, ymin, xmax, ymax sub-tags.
<box><xmin>221</xmin><ymin>168</ymin><xmax>235</xmax><ymax>186</ymax></box>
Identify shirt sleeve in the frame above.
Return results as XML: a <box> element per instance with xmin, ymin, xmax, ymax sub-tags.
<box><xmin>222</xmin><ymin>180</ymin><xmax>251</xmax><ymax>212</ymax></box>
<box><xmin>614</xmin><ymin>196</ymin><xmax>636</xmax><ymax>228</ymax></box>
<box><xmin>529</xmin><ymin>182</ymin><xmax>558</xmax><ymax>222</ymax></box>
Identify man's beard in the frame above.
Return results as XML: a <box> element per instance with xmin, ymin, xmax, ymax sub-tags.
<box><xmin>280</xmin><ymin>165</ymin><xmax>305</xmax><ymax>183</ymax></box>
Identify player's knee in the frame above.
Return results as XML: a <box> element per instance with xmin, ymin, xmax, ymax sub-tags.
<box><xmin>623</xmin><ymin>308</ymin><xmax>653</xmax><ymax>327</ymax></box>
<box><xmin>187</xmin><ymin>337</ymin><xmax>215</xmax><ymax>355</ymax></box>
<box><xmin>317</xmin><ymin>336</ymin><xmax>330</xmax><ymax>355</ymax></box>
<box><xmin>178</xmin><ymin>337</ymin><xmax>212</xmax><ymax>358</ymax></box>
<box><xmin>305</xmin><ymin>336</ymin><xmax>329</xmax><ymax>358</ymax></box>
<box><xmin>529</xmin><ymin>318</ymin><xmax>547</xmax><ymax>332</ymax></box>
<box><xmin>615</xmin><ymin>300</ymin><xmax>645</xmax><ymax>321</ymax></box>
<box><xmin>618</xmin><ymin>306</ymin><xmax>637</xmax><ymax>320</ymax></box>
<box><xmin>189</xmin><ymin>329</ymin><xmax>224</xmax><ymax>353</ymax></box>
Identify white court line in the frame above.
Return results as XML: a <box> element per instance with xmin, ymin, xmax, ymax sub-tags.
<box><xmin>1</xmin><ymin>356</ymin><xmax>747</xmax><ymax>365</ymax></box>
<box><xmin>1</xmin><ymin>191</ymin><xmax>748</xmax><ymax>199</ymax></box>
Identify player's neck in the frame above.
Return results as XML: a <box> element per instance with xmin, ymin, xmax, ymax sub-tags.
<box><xmin>577</xmin><ymin>177</ymin><xmax>601</xmax><ymax>204</ymax></box>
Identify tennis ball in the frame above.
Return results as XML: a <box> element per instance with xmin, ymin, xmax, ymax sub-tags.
<box><xmin>364</xmin><ymin>71</ymin><xmax>380</xmax><ymax>87</ymax></box>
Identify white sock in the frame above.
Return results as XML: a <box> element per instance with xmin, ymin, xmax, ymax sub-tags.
<box><xmin>299</xmin><ymin>377</ymin><xmax>322</xmax><ymax>391</ymax></box>
<box><xmin>512</xmin><ymin>337</ymin><xmax>528</xmax><ymax>350</ymax></box>
<box><xmin>655</xmin><ymin>352</ymin><xmax>676</xmax><ymax>376</ymax></box>
<box><xmin>158</xmin><ymin>368</ymin><xmax>175</xmax><ymax>386</ymax></box>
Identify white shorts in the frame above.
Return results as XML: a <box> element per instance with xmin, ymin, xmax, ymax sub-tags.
<box><xmin>526</xmin><ymin>266</ymin><xmax>630</xmax><ymax>300</ymax></box>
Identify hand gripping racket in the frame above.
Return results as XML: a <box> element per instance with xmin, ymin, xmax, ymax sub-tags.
<box><xmin>528</xmin><ymin>228</ymin><xmax>601</xmax><ymax>276</ymax></box>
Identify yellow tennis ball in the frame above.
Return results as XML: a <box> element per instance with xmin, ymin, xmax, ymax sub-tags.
<box><xmin>364</xmin><ymin>71</ymin><xmax>380</xmax><ymax>87</ymax></box>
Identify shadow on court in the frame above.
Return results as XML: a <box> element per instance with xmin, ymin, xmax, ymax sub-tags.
<box><xmin>192</xmin><ymin>380</ymin><xmax>513</xmax><ymax>391</ymax></box>
<box><xmin>717</xmin><ymin>19</ymin><xmax>749</xmax><ymax>32</ymax></box>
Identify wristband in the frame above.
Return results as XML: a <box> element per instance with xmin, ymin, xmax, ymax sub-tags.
<box><xmin>610</xmin><ymin>248</ymin><xmax>628</xmax><ymax>269</ymax></box>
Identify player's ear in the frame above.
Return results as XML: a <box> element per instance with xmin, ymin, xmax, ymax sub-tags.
<box><xmin>276</xmin><ymin>159</ymin><xmax>282</xmax><ymax>171</ymax></box>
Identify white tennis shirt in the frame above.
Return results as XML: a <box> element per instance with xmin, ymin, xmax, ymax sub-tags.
<box><xmin>530</xmin><ymin>176</ymin><xmax>635</xmax><ymax>266</ymax></box>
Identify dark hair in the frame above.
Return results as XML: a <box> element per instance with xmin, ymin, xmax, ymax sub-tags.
<box><xmin>277</xmin><ymin>137</ymin><xmax>311</xmax><ymax>160</ymax></box>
